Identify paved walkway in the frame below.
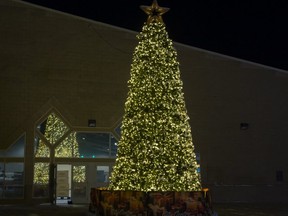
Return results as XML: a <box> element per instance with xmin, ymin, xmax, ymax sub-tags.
<box><xmin>214</xmin><ymin>203</ymin><xmax>288</xmax><ymax>216</ymax></box>
<box><xmin>0</xmin><ymin>204</ymin><xmax>90</xmax><ymax>216</ymax></box>
<box><xmin>1</xmin><ymin>203</ymin><xmax>288</xmax><ymax>216</ymax></box>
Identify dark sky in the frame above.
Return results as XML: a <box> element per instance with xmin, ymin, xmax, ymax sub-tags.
<box><xmin>22</xmin><ymin>0</ymin><xmax>288</xmax><ymax>71</ymax></box>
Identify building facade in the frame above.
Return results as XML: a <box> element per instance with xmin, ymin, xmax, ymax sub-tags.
<box><xmin>1</xmin><ymin>0</ymin><xmax>288</xmax><ymax>204</ymax></box>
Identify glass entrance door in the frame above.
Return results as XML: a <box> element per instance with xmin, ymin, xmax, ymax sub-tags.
<box><xmin>72</xmin><ymin>163</ymin><xmax>114</xmax><ymax>204</ymax></box>
<box><xmin>56</xmin><ymin>164</ymin><xmax>71</xmax><ymax>204</ymax></box>
<box><xmin>87</xmin><ymin>163</ymin><xmax>114</xmax><ymax>192</ymax></box>
<box><xmin>71</xmin><ymin>165</ymin><xmax>87</xmax><ymax>204</ymax></box>
<box><xmin>56</xmin><ymin>162</ymin><xmax>114</xmax><ymax>204</ymax></box>
<box><xmin>56</xmin><ymin>164</ymin><xmax>87</xmax><ymax>204</ymax></box>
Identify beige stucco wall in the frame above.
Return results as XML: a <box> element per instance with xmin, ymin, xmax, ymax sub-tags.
<box><xmin>1</xmin><ymin>0</ymin><xmax>288</xmax><ymax>202</ymax></box>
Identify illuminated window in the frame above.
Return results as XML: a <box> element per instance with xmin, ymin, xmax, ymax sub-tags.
<box><xmin>55</xmin><ymin>132</ymin><xmax>79</xmax><ymax>158</ymax></box>
<box><xmin>54</xmin><ymin>132</ymin><xmax>118</xmax><ymax>159</ymax></box>
<box><xmin>34</xmin><ymin>136</ymin><xmax>50</xmax><ymax>158</ymax></box>
<box><xmin>72</xmin><ymin>165</ymin><xmax>86</xmax><ymax>198</ymax></box>
<box><xmin>76</xmin><ymin>132</ymin><xmax>116</xmax><ymax>158</ymax></box>
<box><xmin>33</xmin><ymin>162</ymin><xmax>49</xmax><ymax>197</ymax></box>
<box><xmin>37</xmin><ymin>112</ymin><xmax>69</xmax><ymax>145</ymax></box>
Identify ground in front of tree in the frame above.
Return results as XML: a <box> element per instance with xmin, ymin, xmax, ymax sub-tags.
<box><xmin>1</xmin><ymin>202</ymin><xmax>288</xmax><ymax>216</ymax></box>
<box><xmin>213</xmin><ymin>202</ymin><xmax>288</xmax><ymax>216</ymax></box>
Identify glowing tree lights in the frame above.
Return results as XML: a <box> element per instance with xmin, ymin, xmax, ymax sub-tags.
<box><xmin>109</xmin><ymin>0</ymin><xmax>201</xmax><ymax>192</ymax></box>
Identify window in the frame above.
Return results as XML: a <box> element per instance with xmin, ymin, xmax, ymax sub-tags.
<box><xmin>114</xmin><ymin>123</ymin><xmax>122</xmax><ymax>137</ymax></box>
<box><xmin>32</xmin><ymin>111</ymin><xmax>121</xmax><ymax>198</ymax></box>
<box><xmin>55</xmin><ymin>132</ymin><xmax>79</xmax><ymax>158</ymax></box>
<box><xmin>76</xmin><ymin>132</ymin><xmax>117</xmax><ymax>158</ymax></box>
<box><xmin>72</xmin><ymin>165</ymin><xmax>86</xmax><ymax>197</ymax></box>
<box><xmin>196</xmin><ymin>153</ymin><xmax>201</xmax><ymax>173</ymax></box>
<box><xmin>0</xmin><ymin>135</ymin><xmax>25</xmax><ymax>199</ymax></box>
<box><xmin>0</xmin><ymin>135</ymin><xmax>25</xmax><ymax>158</ymax></box>
<box><xmin>0</xmin><ymin>162</ymin><xmax>4</xmax><ymax>198</ymax></box>
<box><xmin>34</xmin><ymin>136</ymin><xmax>50</xmax><ymax>158</ymax></box>
<box><xmin>54</xmin><ymin>132</ymin><xmax>118</xmax><ymax>158</ymax></box>
<box><xmin>36</xmin><ymin>112</ymin><xmax>70</xmax><ymax>145</ymax></box>
<box><xmin>0</xmin><ymin>163</ymin><xmax>24</xmax><ymax>198</ymax></box>
<box><xmin>33</xmin><ymin>162</ymin><xmax>49</xmax><ymax>197</ymax></box>
<box><xmin>96</xmin><ymin>166</ymin><xmax>109</xmax><ymax>183</ymax></box>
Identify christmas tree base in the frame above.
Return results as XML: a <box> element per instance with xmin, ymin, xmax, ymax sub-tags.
<box><xmin>89</xmin><ymin>188</ymin><xmax>214</xmax><ymax>216</ymax></box>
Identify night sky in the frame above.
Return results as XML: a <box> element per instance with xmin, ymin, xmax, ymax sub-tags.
<box><xmin>22</xmin><ymin>0</ymin><xmax>288</xmax><ymax>71</ymax></box>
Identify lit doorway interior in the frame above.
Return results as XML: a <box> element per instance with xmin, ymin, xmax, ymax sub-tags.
<box><xmin>56</xmin><ymin>164</ymin><xmax>71</xmax><ymax>204</ymax></box>
<box><xmin>56</xmin><ymin>163</ymin><xmax>113</xmax><ymax>204</ymax></box>
<box><xmin>71</xmin><ymin>164</ymin><xmax>86</xmax><ymax>204</ymax></box>
<box><xmin>56</xmin><ymin>164</ymin><xmax>87</xmax><ymax>204</ymax></box>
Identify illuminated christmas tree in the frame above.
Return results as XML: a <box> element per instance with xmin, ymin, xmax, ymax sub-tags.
<box><xmin>109</xmin><ymin>0</ymin><xmax>201</xmax><ymax>192</ymax></box>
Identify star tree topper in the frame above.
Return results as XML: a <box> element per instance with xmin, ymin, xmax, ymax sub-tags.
<box><xmin>140</xmin><ymin>0</ymin><xmax>170</xmax><ymax>24</ymax></box>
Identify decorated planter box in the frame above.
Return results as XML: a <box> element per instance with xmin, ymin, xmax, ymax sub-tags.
<box><xmin>89</xmin><ymin>188</ymin><xmax>213</xmax><ymax>216</ymax></box>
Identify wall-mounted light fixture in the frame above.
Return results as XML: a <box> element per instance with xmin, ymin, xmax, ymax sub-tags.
<box><xmin>240</xmin><ymin>122</ymin><xmax>249</xmax><ymax>130</ymax></box>
<box><xmin>88</xmin><ymin>119</ymin><xmax>96</xmax><ymax>127</ymax></box>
